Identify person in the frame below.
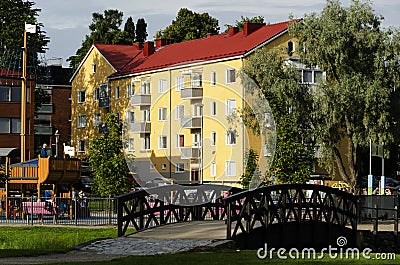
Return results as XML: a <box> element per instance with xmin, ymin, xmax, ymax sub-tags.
<box><xmin>40</xmin><ymin>143</ymin><xmax>47</xmax><ymax>158</ymax></box>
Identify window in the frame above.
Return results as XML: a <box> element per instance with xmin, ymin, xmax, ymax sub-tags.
<box><xmin>158</xmin><ymin>135</ymin><xmax>167</xmax><ymax>149</ymax></box>
<box><xmin>226</xmin><ymin>130</ymin><xmax>236</xmax><ymax>145</ymax></box>
<box><xmin>0</xmin><ymin>86</ymin><xmax>22</xmax><ymax>102</ymax></box>
<box><xmin>0</xmin><ymin>118</ymin><xmax>20</xmax><ymax>133</ymax></box>
<box><xmin>158</xmin><ymin>79</ymin><xmax>167</xmax><ymax>93</ymax></box>
<box><xmin>78</xmin><ymin>140</ymin><xmax>86</xmax><ymax>152</ymax></box>
<box><xmin>211</xmin><ymin>131</ymin><xmax>216</xmax><ymax>146</ymax></box>
<box><xmin>92</xmin><ymin>63</ymin><xmax>96</xmax><ymax>73</ymax></box>
<box><xmin>68</xmin><ymin>115</ymin><xmax>72</xmax><ymax>122</ymax></box>
<box><xmin>288</xmin><ymin>40</ymin><xmax>295</xmax><ymax>55</ymax></box>
<box><xmin>142</xmin><ymin>135</ymin><xmax>150</xmax><ymax>150</ymax></box>
<box><xmin>176</xmin><ymin>134</ymin><xmax>185</xmax><ymax>148</ymax></box>
<box><xmin>142</xmin><ymin>109</ymin><xmax>150</xmax><ymax>121</ymax></box>
<box><xmin>226</xmin><ymin>99</ymin><xmax>236</xmax><ymax>115</ymax></box>
<box><xmin>191</xmin><ymin>74</ymin><xmax>202</xmax><ymax>87</ymax></box>
<box><xmin>193</xmin><ymin>104</ymin><xmax>203</xmax><ymax>117</ymax></box>
<box><xmin>158</xmin><ymin>107</ymin><xmax>167</xmax><ymax>121</ymax></box>
<box><xmin>0</xmin><ymin>86</ymin><xmax>10</xmax><ymax>101</ymax></box>
<box><xmin>78</xmin><ymin>90</ymin><xmax>86</xmax><ymax>103</ymax></box>
<box><xmin>115</xmin><ymin>86</ymin><xmax>120</xmax><ymax>99</ymax></box>
<box><xmin>128</xmin><ymin>138</ymin><xmax>134</xmax><ymax>151</ymax></box>
<box><xmin>94</xmin><ymin>88</ymin><xmax>99</xmax><ymax>101</ymax></box>
<box><xmin>193</xmin><ymin>133</ymin><xmax>201</xmax><ymax>147</ymax></box>
<box><xmin>210</xmin><ymin>71</ymin><xmax>216</xmax><ymax>86</ymax></box>
<box><xmin>175</xmin><ymin>105</ymin><xmax>184</xmax><ymax>120</ymax></box>
<box><xmin>211</xmin><ymin>101</ymin><xmax>216</xmax><ymax>116</ymax></box>
<box><xmin>225</xmin><ymin>161</ymin><xmax>236</xmax><ymax>176</ymax></box>
<box><xmin>93</xmin><ymin>113</ymin><xmax>101</xmax><ymax>126</ymax></box>
<box><xmin>264</xmin><ymin>112</ymin><xmax>271</xmax><ymax>128</ymax></box>
<box><xmin>175</xmin><ymin>163</ymin><xmax>184</xmax><ymax>173</ymax></box>
<box><xmin>68</xmin><ymin>94</ymin><xmax>72</xmax><ymax>100</ymax></box>
<box><xmin>314</xmin><ymin>71</ymin><xmax>323</xmax><ymax>83</ymax></box>
<box><xmin>127</xmin><ymin>111</ymin><xmax>135</xmax><ymax>123</ymax></box>
<box><xmin>77</xmin><ymin>115</ymin><xmax>86</xmax><ymax>128</ymax></box>
<box><xmin>99</xmin><ymin>83</ymin><xmax>109</xmax><ymax>99</ymax></box>
<box><xmin>298</xmin><ymin>69</ymin><xmax>323</xmax><ymax>84</ymax></box>
<box><xmin>210</xmin><ymin>161</ymin><xmax>216</xmax><ymax>177</ymax></box>
<box><xmin>226</xmin><ymin>69</ymin><xmax>236</xmax><ymax>83</ymax></box>
<box><xmin>162</xmin><ymin>164</ymin><xmax>167</xmax><ymax>170</ymax></box>
<box><xmin>141</xmin><ymin>80</ymin><xmax>151</xmax><ymax>94</ymax></box>
<box><xmin>175</xmin><ymin>76</ymin><xmax>184</xmax><ymax>91</ymax></box>
<box><xmin>126</xmin><ymin>83</ymin><xmax>134</xmax><ymax>98</ymax></box>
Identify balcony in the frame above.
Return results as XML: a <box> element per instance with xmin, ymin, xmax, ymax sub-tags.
<box><xmin>99</xmin><ymin>97</ymin><xmax>110</xmax><ymax>108</ymax></box>
<box><xmin>37</xmin><ymin>104</ymin><xmax>53</xmax><ymax>114</ymax></box>
<box><xmin>180</xmin><ymin>147</ymin><xmax>200</xmax><ymax>159</ymax></box>
<box><xmin>34</xmin><ymin>125</ymin><xmax>53</xmax><ymax>135</ymax></box>
<box><xmin>130</xmin><ymin>94</ymin><xmax>151</xmax><ymax>106</ymax></box>
<box><xmin>181</xmin><ymin>88</ymin><xmax>203</xmax><ymax>99</ymax></box>
<box><xmin>181</xmin><ymin>117</ymin><xmax>201</xmax><ymax>129</ymax></box>
<box><xmin>129</xmin><ymin>122</ymin><xmax>151</xmax><ymax>133</ymax></box>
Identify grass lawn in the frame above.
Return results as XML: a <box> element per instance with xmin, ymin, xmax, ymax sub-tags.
<box><xmin>0</xmin><ymin>226</ymin><xmax>119</xmax><ymax>258</ymax></box>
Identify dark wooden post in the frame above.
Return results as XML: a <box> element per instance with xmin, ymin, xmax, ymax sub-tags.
<box><xmin>117</xmin><ymin>196</ymin><xmax>123</xmax><ymax>237</ymax></box>
<box><xmin>374</xmin><ymin>204</ymin><xmax>378</xmax><ymax>235</ymax></box>
<box><xmin>394</xmin><ymin>206</ymin><xmax>398</xmax><ymax>239</ymax></box>
<box><xmin>226</xmin><ymin>202</ymin><xmax>231</xmax><ymax>239</ymax></box>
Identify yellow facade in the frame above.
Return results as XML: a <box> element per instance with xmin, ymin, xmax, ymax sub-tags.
<box><xmin>71</xmin><ymin>29</ymin><xmax>299</xmax><ymax>187</ymax></box>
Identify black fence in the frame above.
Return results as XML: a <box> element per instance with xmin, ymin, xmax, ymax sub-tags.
<box><xmin>0</xmin><ymin>196</ymin><xmax>117</xmax><ymax>226</ymax></box>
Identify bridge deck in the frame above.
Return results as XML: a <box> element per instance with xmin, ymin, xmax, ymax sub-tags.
<box><xmin>128</xmin><ymin>220</ymin><xmax>227</xmax><ymax>240</ymax></box>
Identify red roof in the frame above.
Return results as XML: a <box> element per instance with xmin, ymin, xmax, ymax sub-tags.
<box><xmin>111</xmin><ymin>21</ymin><xmax>290</xmax><ymax>77</ymax></box>
<box><xmin>94</xmin><ymin>43</ymin><xmax>144</xmax><ymax>71</ymax></box>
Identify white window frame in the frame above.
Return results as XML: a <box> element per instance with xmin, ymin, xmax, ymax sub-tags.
<box><xmin>211</xmin><ymin>161</ymin><xmax>216</xmax><ymax>177</ymax></box>
<box><xmin>92</xmin><ymin>63</ymin><xmax>96</xmax><ymax>73</ymax></box>
<box><xmin>175</xmin><ymin>105</ymin><xmax>184</xmax><ymax>120</ymax></box>
<box><xmin>142</xmin><ymin>136</ymin><xmax>150</xmax><ymax>151</ymax></box>
<box><xmin>128</xmin><ymin>138</ymin><xmax>134</xmax><ymax>151</ymax></box>
<box><xmin>226</xmin><ymin>99</ymin><xmax>236</xmax><ymax>115</ymax></box>
<box><xmin>115</xmin><ymin>86</ymin><xmax>120</xmax><ymax>99</ymax></box>
<box><xmin>93</xmin><ymin>113</ymin><xmax>101</xmax><ymax>126</ymax></box>
<box><xmin>158</xmin><ymin>107</ymin><xmax>167</xmax><ymax>121</ymax></box>
<box><xmin>78</xmin><ymin>90</ymin><xmax>86</xmax><ymax>103</ymax></box>
<box><xmin>191</xmin><ymin>73</ymin><xmax>202</xmax><ymax>88</ymax></box>
<box><xmin>141</xmin><ymin>80</ymin><xmax>151</xmax><ymax>94</ymax></box>
<box><xmin>176</xmin><ymin>134</ymin><xmax>185</xmax><ymax>148</ymax></box>
<box><xmin>158</xmin><ymin>135</ymin><xmax>167</xmax><ymax>149</ymax></box>
<box><xmin>226</xmin><ymin>130</ymin><xmax>236</xmax><ymax>145</ymax></box>
<box><xmin>175</xmin><ymin>76</ymin><xmax>184</xmax><ymax>91</ymax></box>
<box><xmin>210</xmin><ymin>71</ymin><xmax>216</xmax><ymax>86</ymax></box>
<box><xmin>211</xmin><ymin>101</ymin><xmax>216</xmax><ymax>116</ymax></box>
<box><xmin>226</xmin><ymin>68</ymin><xmax>236</xmax><ymax>84</ymax></box>
<box><xmin>142</xmin><ymin>109</ymin><xmax>150</xmax><ymax>122</ymax></box>
<box><xmin>93</xmin><ymin>88</ymin><xmax>99</xmax><ymax>101</ymax></box>
<box><xmin>225</xmin><ymin>161</ymin><xmax>236</xmax><ymax>176</ymax></box>
<box><xmin>175</xmin><ymin>163</ymin><xmax>185</xmax><ymax>173</ymax></box>
<box><xmin>158</xmin><ymin>79</ymin><xmax>167</xmax><ymax>93</ymax></box>
<box><xmin>78</xmin><ymin>140</ymin><xmax>86</xmax><ymax>153</ymax></box>
<box><xmin>127</xmin><ymin>111</ymin><xmax>135</xmax><ymax>123</ymax></box>
<box><xmin>211</xmin><ymin>131</ymin><xmax>216</xmax><ymax>146</ymax></box>
<box><xmin>77</xmin><ymin>115</ymin><xmax>86</xmax><ymax>128</ymax></box>
<box><xmin>126</xmin><ymin>83</ymin><xmax>134</xmax><ymax>98</ymax></box>
<box><xmin>162</xmin><ymin>164</ymin><xmax>167</xmax><ymax>170</ymax></box>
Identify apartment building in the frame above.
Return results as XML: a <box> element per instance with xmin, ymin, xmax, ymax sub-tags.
<box><xmin>71</xmin><ymin>22</ymin><xmax>297</xmax><ymax>187</ymax></box>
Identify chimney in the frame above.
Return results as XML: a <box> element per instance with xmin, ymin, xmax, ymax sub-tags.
<box><xmin>227</xmin><ymin>27</ymin><xmax>239</xmax><ymax>36</ymax></box>
<box><xmin>155</xmin><ymin>39</ymin><xmax>173</xmax><ymax>48</ymax></box>
<box><xmin>243</xmin><ymin>22</ymin><xmax>265</xmax><ymax>36</ymax></box>
<box><xmin>143</xmin><ymin>41</ymin><xmax>155</xmax><ymax>56</ymax></box>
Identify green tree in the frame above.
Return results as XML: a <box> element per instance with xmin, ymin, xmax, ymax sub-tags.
<box><xmin>67</xmin><ymin>9</ymin><xmax>134</xmax><ymax>70</ymax></box>
<box><xmin>155</xmin><ymin>8</ymin><xmax>219</xmax><ymax>43</ymax></box>
<box><xmin>224</xmin><ymin>15</ymin><xmax>265</xmax><ymax>31</ymax></box>
<box><xmin>239</xmin><ymin>149</ymin><xmax>261</xmax><ymax>189</ymax></box>
<box><xmin>87</xmin><ymin>113</ymin><xmax>131</xmax><ymax>197</ymax></box>
<box><xmin>289</xmin><ymin>0</ymin><xmax>400</xmax><ymax>191</ymax></box>
<box><xmin>135</xmin><ymin>18</ymin><xmax>148</xmax><ymax>47</ymax></box>
<box><xmin>124</xmin><ymin>16</ymin><xmax>135</xmax><ymax>42</ymax></box>
<box><xmin>0</xmin><ymin>0</ymin><xmax>49</xmax><ymax>66</ymax></box>
<box><xmin>243</xmin><ymin>47</ymin><xmax>314</xmax><ymax>184</ymax></box>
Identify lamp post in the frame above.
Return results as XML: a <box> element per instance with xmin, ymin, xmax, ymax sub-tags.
<box><xmin>54</xmin><ymin>130</ymin><xmax>59</xmax><ymax>157</ymax></box>
<box><xmin>196</xmin><ymin>103</ymin><xmax>204</xmax><ymax>185</ymax></box>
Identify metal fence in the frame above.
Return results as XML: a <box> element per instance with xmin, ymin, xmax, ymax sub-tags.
<box><xmin>0</xmin><ymin>196</ymin><xmax>117</xmax><ymax>226</ymax></box>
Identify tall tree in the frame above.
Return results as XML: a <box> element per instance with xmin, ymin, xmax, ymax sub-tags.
<box><xmin>67</xmin><ymin>9</ymin><xmax>134</xmax><ymax>70</ymax></box>
<box><xmin>243</xmin><ymin>47</ymin><xmax>315</xmax><ymax>185</ymax></box>
<box><xmin>87</xmin><ymin>113</ymin><xmax>131</xmax><ymax>197</ymax></box>
<box><xmin>0</xmin><ymin>0</ymin><xmax>48</xmax><ymax>66</ymax></box>
<box><xmin>224</xmin><ymin>15</ymin><xmax>265</xmax><ymax>31</ymax></box>
<box><xmin>289</xmin><ymin>0</ymin><xmax>400</xmax><ymax>191</ymax></box>
<box><xmin>124</xmin><ymin>16</ymin><xmax>135</xmax><ymax>42</ymax></box>
<box><xmin>239</xmin><ymin>149</ymin><xmax>261</xmax><ymax>189</ymax></box>
<box><xmin>135</xmin><ymin>18</ymin><xmax>148</xmax><ymax>46</ymax></box>
<box><xmin>155</xmin><ymin>8</ymin><xmax>219</xmax><ymax>43</ymax></box>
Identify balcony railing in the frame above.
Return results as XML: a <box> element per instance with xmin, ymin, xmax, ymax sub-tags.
<box><xmin>34</xmin><ymin>125</ymin><xmax>52</xmax><ymax>135</ymax></box>
<box><xmin>37</xmin><ymin>104</ymin><xmax>53</xmax><ymax>114</ymax></box>
<box><xmin>181</xmin><ymin>117</ymin><xmax>201</xmax><ymax>129</ymax></box>
<box><xmin>180</xmin><ymin>147</ymin><xmax>200</xmax><ymax>159</ymax></box>
<box><xmin>99</xmin><ymin>97</ymin><xmax>110</xmax><ymax>108</ymax></box>
<box><xmin>181</xmin><ymin>88</ymin><xmax>203</xmax><ymax>99</ymax></box>
<box><xmin>130</xmin><ymin>94</ymin><xmax>151</xmax><ymax>106</ymax></box>
<box><xmin>129</xmin><ymin>122</ymin><xmax>151</xmax><ymax>133</ymax></box>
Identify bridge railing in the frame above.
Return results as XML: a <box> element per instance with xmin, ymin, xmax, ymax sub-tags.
<box><xmin>116</xmin><ymin>184</ymin><xmax>242</xmax><ymax>237</ymax></box>
<box><xmin>224</xmin><ymin>184</ymin><xmax>358</xmax><ymax>240</ymax></box>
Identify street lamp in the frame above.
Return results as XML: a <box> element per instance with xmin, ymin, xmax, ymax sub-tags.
<box><xmin>54</xmin><ymin>130</ymin><xmax>59</xmax><ymax>157</ymax></box>
<box><xmin>196</xmin><ymin>103</ymin><xmax>204</xmax><ymax>185</ymax></box>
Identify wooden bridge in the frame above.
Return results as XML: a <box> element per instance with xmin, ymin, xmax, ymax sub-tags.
<box><xmin>117</xmin><ymin>184</ymin><xmax>358</xmax><ymax>249</ymax></box>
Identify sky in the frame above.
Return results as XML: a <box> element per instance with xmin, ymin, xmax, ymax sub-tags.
<box><xmin>33</xmin><ymin>0</ymin><xmax>400</xmax><ymax>67</ymax></box>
